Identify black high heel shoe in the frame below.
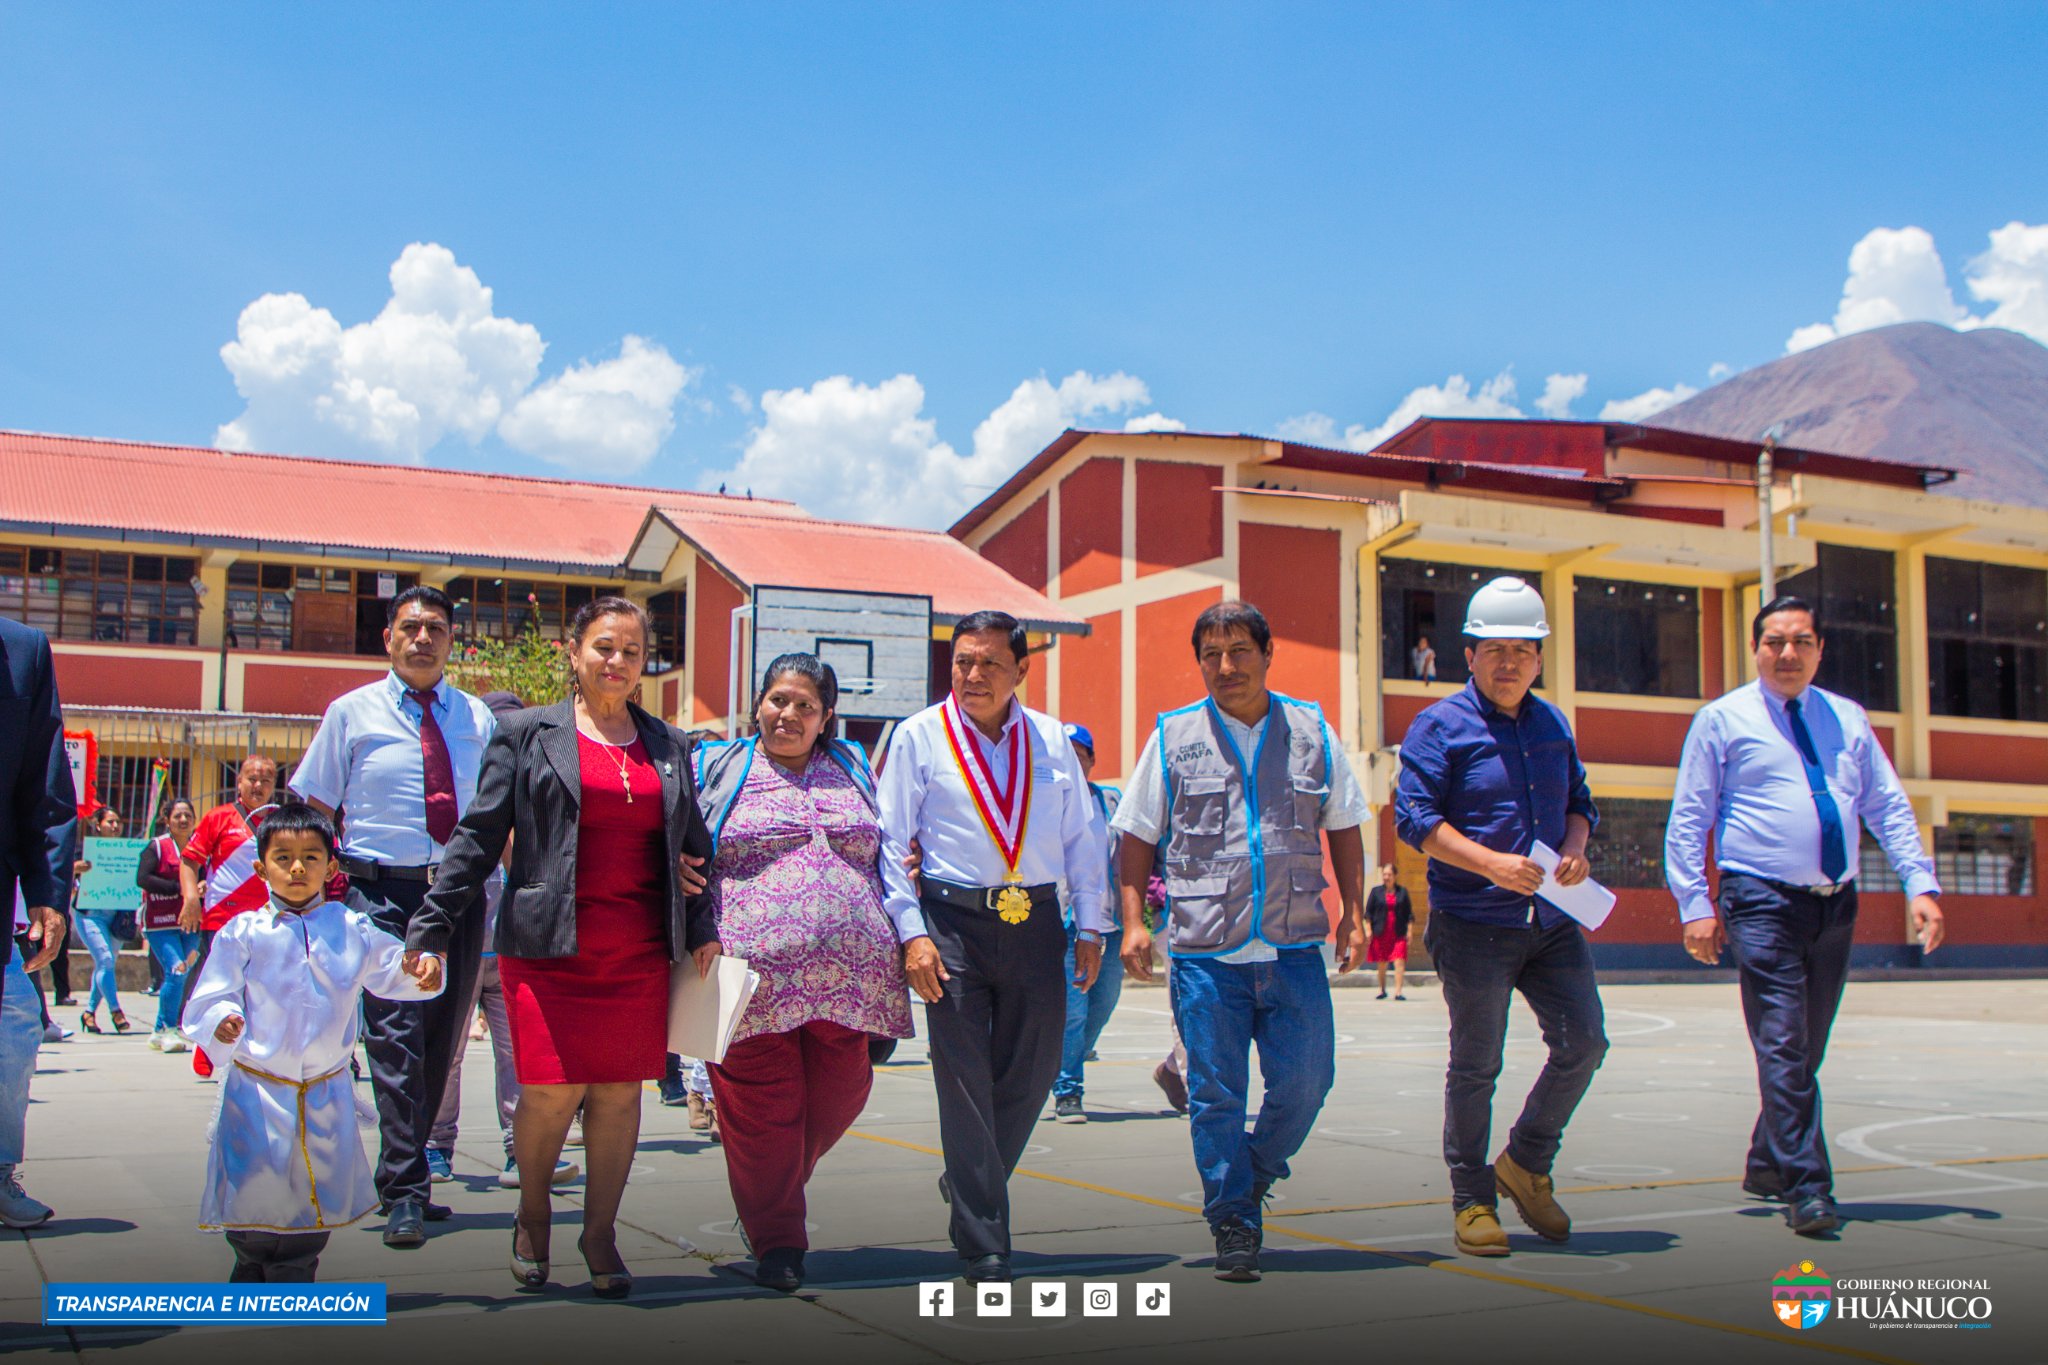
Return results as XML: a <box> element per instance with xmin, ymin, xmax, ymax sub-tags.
<box><xmin>577</xmin><ymin>1233</ymin><xmax>633</xmax><ymax>1299</ymax></box>
<box><xmin>510</xmin><ymin>1218</ymin><xmax>550</xmax><ymax>1290</ymax></box>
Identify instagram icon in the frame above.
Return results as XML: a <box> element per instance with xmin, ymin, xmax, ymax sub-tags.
<box><xmin>1081</xmin><ymin>1282</ymin><xmax>1118</xmax><ymax>1317</ymax></box>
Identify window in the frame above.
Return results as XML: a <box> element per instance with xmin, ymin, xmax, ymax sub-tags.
<box><xmin>225</xmin><ymin>562</ymin><xmax>295</xmax><ymax>651</ymax></box>
<box><xmin>647</xmin><ymin>590</ymin><xmax>686</xmax><ymax>675</ymax></box>
<box><xmin>1574</xmin><ymin>578</ymin><xmax>1700</xmax><ymax>698</ymax></box>
<box><xmin>1926</xmin><ymin>557</ymin><xmax>2048</xmax><ymax>722</ymax></box>
<box><xmin>1585</xmin><ymin>797</ymin><xmax>1670</xmax><ymax>890</ymax></box>
<box><xmin>0</xmin><ymin>545</ymin><xmax>199</xmax><ymax>645</ymax></box>
<box><xmin>1861</xmin><ymin>814</ymin><xmax>2035</xmax><ymax>897</ymax></box>
<box><xmin>448</xmin><ymin>578</ymin><xmax>623</xmax><ymax>643</ymax></box>
<box><xmin>1379</xmin><ymin>559</ymin><xmax>1494</xmax><ymax>686</ymax></box>
<box><xmin>1778</xmin><ymin>544</ymin><xmax>1898</xmax><ymax>712</ymax></box>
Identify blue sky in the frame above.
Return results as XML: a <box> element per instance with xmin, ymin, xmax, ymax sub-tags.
<box><xmin>3</xmin><ymin>2</ymin><xmax>2044</xmax><ymax>524</ymax></box>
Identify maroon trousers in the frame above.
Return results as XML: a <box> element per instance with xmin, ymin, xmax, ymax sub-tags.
<box><xmin>708</xmin><ymin>1019</ymin><xmax>874</xmax><ymax>1253</ymax></box>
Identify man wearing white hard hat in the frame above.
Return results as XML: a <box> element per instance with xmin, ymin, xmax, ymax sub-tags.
<box><xmin>1394</xmin><ymin>576</ymin><xmax>1607</xmax><ymax>1258</ymax></box>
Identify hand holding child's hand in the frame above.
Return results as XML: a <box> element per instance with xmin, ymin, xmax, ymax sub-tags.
<box><xmin>402</xmin><ymin>951</ymin><xmax>444</xmax><ymax>994</ymax></box>
<box><xmin>213</xmin><ymin>1016</ymin><xmax>244</xmax><ymax>1045</ymax></box>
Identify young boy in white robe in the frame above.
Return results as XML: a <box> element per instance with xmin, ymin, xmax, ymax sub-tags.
<box><xmin>182</xmin><ymin>803</ymin><xmax>441</xmax><ymax>1281</ymax></box>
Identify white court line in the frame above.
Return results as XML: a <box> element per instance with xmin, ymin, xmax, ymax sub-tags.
<box><xmin>1834</xmin><ymin>1111</ymin><xmax>2048</xmax><ymax>1189</ymax></box>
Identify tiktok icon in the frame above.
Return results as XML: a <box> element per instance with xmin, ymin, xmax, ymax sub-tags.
<box><xmin>1136</xmin><ymin>1282</ymin><xmax>1172</xmax><ymax>1316</ymax></box>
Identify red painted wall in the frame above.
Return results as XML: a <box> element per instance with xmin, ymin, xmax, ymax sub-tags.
<box><xmin>1575</xmin><ymin>706</ymin><xmax>1695</xmax><ymax>767</ymax></box>
<box><xmin>1700</xmin><ymin>587</ymin><xmax>1725</xmax><ymax>694</ymax></box>
<box><xmin>692</xmin><ymin>566</ymin><xmax>744</xmax><ymax>727</ymax></box>
<box><xmin>1383</xmin><ymin>693</ymin><xmax>1434</xmax><ymax>748</ymax></box>
<box><xmin>1060</xmin><ymin>610</ymin><xmax>1123</xmax><ymax>775</ymax></box>
<box><xmin>1871</xmin><ymin>725</ymin><xmax>1896</xmax><ymax>764</ymax></box>
<box><xmin>1058</xmin><ymin>458</ymin><xmax>1123</xmax><ymax>596</ymax></box>
<box><xmin>1135</xmin><ymin>461</ymin><xmax>1222</xmax><ymax>576</ymax></box>
<box><xmin>981</xmin><ymin>495</ymin><xmax>1048</xmax><ymax>591</ymax></box>
<box><xmin>1238</xmin><ymin>522</ymin><xmax>1342</xmax><ymax>718</ymax></box>
<box><xmin>1928</xmin><ymin>729</ymin><xmax>2048</xmax><ymax>785</ymax></box>
<box><xmin>53</xmin><ymin>651</ymin><xmax>205</xmax><ymax>710</ymax></box>
<box><xmin>242</xmin><ymin>660</ymin><xmax>386</xmax><ymax>715</ymax></box>
<box><xmin>1134</xmin><ymin>587</ymin><xmax>1222</xmax><ymax>751</ymax></box>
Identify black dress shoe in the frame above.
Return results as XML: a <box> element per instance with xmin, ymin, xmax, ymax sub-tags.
<box><xmin>963</xmin><ymin>1253</ymin><xmax>1012</xmax><ymax>1283</ymax></box>
<box><xmin>377</xmin><ymin>1198</ymin><xmax>452</xmax><ymax>1220</ymax></box>
<box><xmin>1742</xmin><ymin>1170</ymin><xmax>1788</xmax><ymax>1202</ymax></box>
<box><xmin>755</xmin><ymin>1247</ymin><xmax>805</xmax><ymax>1293</ymax></box>
<box><xmin>383</xmin><ymin>1198</ymin><xmax>428</xmax><ymax>1249</ymax></box>
<box><xmin>1786</xmin><ymin>1196</ymin><xmax>1840</xmax><ymax>1237</ymax></box>
<box><xmin>937</xmin><ymin>1173</ymin><xmax>952</xmax><ymax>1205</ymax></box>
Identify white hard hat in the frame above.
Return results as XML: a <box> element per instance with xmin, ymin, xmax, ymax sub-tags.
<box><xmin>1463</xmin><ymin>576</ymin><xmax>1550</xmax><ymax>639</ymax></box>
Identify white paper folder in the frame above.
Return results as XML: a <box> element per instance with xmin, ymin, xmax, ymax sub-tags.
<box><xmin>1528</xmin><ymin>840</ymin><xmax>1617</xmax><ymax>931</ymax></box>
<box><xmin>667</xmin><ymin>954</ymin><xmax>760</xmax><ymax>1064</ymax></box>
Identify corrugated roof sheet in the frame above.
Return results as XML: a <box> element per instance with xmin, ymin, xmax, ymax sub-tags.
<box><xmin>658</xmin><ymin>504</ymin><xmax>1084</xmax><ymax>631</ymax></box>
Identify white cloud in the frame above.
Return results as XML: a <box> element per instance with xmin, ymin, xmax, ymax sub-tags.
<box><xmin>704</xmin><ymin>369</ymin><xmax>1163</xmax><ymax>527</ymax></box>
<box><xmin>1784</xmin><ymin>226</ymin><xmax>1968</xmax><ymax>353</ymax></box>
<box><xmin>1342</xmin><ymin>370</ymin><xmax>1525</xmax><ymax>451</ymax></box>
<box><xmin>1963</xmin><ymin>220</ymin><xmax>2048</xmax><ymax>343</ymax></box>
<box><xmin>1598</xmin><ymin>383</ymin><xmax>1699</xmax><ymax>422</ymax></box>
<box><xmin>1274</xmin><ymin>412</ymin><xmax>1339</xmax><ymax>445</ymax></box>
<box><xmin>1707</xmin><ymin>361</ymin><xmax>1733</xmax><ymax>381</ymax></box>
<box><xmin>1534</xmin><ymin>372</ymin><xmax>1588</xmax><ymax>420</ymax></box>
<box><xmin>727</xmin><ymin>383</ymin><xmax>754</xmax><ymax>414</ymax></box>
<box><xmin>1123</xmin><ymin>412</ymin><xmax>1186</xmax><ymax>433</ymax></box>
<box><xmin>216</xmin><ymin>242</ymin><xmax>690</xmax><ymax>471</ymax></box>
<box><xmin>498</xmin><ymin>335</ymin><xmax>692</xmax><ymax>472</ymax></box>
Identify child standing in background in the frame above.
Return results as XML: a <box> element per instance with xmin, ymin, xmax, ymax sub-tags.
<box><xmin>182</xmin><ymin>804</ymin><xmax>440</xmax><ymax>1282</ymax></box>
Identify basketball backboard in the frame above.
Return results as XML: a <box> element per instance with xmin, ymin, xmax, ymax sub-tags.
<box><xmin>749</xmin><ymin>586</ymin><xmax>932</xmax><ymax>722</ymax></box>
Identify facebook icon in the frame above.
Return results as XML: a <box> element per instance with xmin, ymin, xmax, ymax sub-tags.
<box><xmin>919</xmin><ymin>1282</ymin><xmax>955</xmax><ymax>1317</ymax></box>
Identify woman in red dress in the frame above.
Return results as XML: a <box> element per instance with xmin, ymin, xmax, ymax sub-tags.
<box><xmin>407</xmin><ymin>598</ymin><xmax>717</xmax><ymax>1299</ymax></box>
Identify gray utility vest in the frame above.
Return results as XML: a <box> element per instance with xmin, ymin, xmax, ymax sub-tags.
<box><xmin>1157</xmin><ymin>693</ymin><xmax>1333</xmax><ymax>957</ymax></box>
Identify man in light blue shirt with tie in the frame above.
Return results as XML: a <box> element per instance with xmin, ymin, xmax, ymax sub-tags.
<box><xmin>1666</xmin><ymin>594</ymin><xmax>1945</xmax><ymax>1238</ymax></box>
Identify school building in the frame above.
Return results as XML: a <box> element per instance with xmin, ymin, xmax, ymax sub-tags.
<box><xmin>0</xmin><ymin>428</ymin><xmax>1078</xmax><ymax>821</ymax></box>
<box><xmin>950</xmin><ymin>419</ymin><xmax>2048</xmax><ymax>970</ymax></box>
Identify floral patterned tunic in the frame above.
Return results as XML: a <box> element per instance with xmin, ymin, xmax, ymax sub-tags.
<box><xmin>710</xmin><ymin>749</ymin><xmax>914</xmax><ymax>1044</ymax></box>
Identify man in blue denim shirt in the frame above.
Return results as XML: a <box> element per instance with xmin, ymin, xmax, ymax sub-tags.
<box><xmin>1395</xmin><ymin>577</ymin><xmax>1607</xmax><ymax>1257</ymax></box>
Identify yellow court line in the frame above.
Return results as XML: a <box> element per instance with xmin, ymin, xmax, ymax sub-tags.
<box><xmin>843</xmin><ymin>1128</ymin><xmax>1925</xmax><ymax>1365</ymax></box>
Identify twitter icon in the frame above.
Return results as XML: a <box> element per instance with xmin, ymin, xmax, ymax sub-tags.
<box><xmin>1032</xmin><ymin>1282</ymin><xmax>1068</xmax><ymax>1317</ymax></box>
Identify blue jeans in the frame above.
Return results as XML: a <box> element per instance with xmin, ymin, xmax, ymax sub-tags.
<box><xmin>1054</xmin><ymin>927</ymin><xmax>1124</xmax><ymax>1099</ymax></box>
<box><xmin>145</xmin><ymin>928</ymin><xmax>200</xmax><ymax>1034</ymax></box>
<box><xmin>74</xmin><ymin>911</ymin><xmax>124</xmax><ymax>1019</ymax></box>
<box><xmin>2</xmin><ymin>953</ymin><xmax>43</xmax><ymax>1165</ymax></box>
<box><xmin>1171</xmin><ymin>949</ymin><xmax>1336</xmax><ymax>1232</ymax></box>
<box><xmin>1426</xmin><ymin>909</ymin><xmax>1608</xmax><ymax>1209</ymax></box>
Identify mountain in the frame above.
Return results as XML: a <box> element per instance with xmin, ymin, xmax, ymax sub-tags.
<box><xmin>1649</xmin><ymin>322</ymin><xmax>2048</xmax><ymax>509</ymax></box>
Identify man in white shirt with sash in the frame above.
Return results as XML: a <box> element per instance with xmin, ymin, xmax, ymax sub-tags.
<box><xmin>1116</xmin><ymin>600</ymin><xmax>1368</xmax><ymax>1283</ymax></box>
<box><xmin>878</xmin><ymin>610</ymin><xmax>1111</xmax><ymax>1284</ymax></box>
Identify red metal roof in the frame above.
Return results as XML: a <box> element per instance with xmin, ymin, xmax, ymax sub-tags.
<box><xmin>650</xmin><ymin>504</ymin><xmax>1085</xmax><ymax>633</ymax></box>
<box><xmin>0</xmin><ymin>428</ymin><xmax>790</xmax><ymax>572</ymax></box>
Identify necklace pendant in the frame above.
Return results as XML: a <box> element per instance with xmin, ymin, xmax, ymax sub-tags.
<box><xmin>995</xmin><ymin>876</ymin><xmax>1032</xmax><ymax>925</ymax></box>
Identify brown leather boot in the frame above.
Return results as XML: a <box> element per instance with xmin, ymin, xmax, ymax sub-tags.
<box><xmin>1454</xmin><ymin>1203</ymin><xmax>1511</xmax><ymax>1257</ymax></box>
<box><xmin>1494</xmin><ymin>1152</ymin><xmax>1570</xmax><ymax>1242</ymax></box>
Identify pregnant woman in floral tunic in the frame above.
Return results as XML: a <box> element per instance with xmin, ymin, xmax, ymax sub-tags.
<box><xmin>697</xmin><ymin>652</ymin><xmax>913</xmax><ymax>1293</ymax></box>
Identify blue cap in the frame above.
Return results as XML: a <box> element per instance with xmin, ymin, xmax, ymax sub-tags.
<box><xmin>1062</xmin><ymin>722</ymin><xmax>1096</xmax><ymax>753</ymax></box>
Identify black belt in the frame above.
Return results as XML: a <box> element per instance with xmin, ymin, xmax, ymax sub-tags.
<box><xmin>1723</xmin><ymin>870</ymin><xmax>1854</xmax><ymax>899</ymax></box>
<box><xmin>922</xmin><ymin>877</ymin><xmax>1059</xmax><ymax>914</ymax></box>
<box><xmin>340</xmin><ymin>855</ymin><xmax>440</xmax><ymax>885</ymax></box>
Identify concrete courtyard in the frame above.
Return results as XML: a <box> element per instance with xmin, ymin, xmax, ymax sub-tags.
<box><xmin>4</xmin><ymin>978</ymin><xmax>2044</xmax><ymax>1365</ymax></box>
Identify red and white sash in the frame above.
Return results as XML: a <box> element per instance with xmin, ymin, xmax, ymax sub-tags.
<box><xmin>938</xmin><ymin>695</ymin><xmax>1033</xmax><ymax>878</ymax></box>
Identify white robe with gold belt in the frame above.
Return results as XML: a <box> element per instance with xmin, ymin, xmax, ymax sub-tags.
<box><xmin>182</xmin><ymin>898</ymin><xmax>440</xmax><ymax>1232</ymax></box>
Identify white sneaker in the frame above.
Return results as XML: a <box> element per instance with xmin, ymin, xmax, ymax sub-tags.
<box><xmin>0</xmin><ymin>1166</ymin><xmax>54</xmax><ymax>1229</ymax></box>
<box><xmin>161</xmin><ymin>1034</ymin><xmax>189</xmax><ymax>1054</ymax></box>
<box><xmin>498</xmin><ymin>1157</ymin><xmax>582</xmax><ymax>1188</ymax></box>
<box><xmin>149</xmin><ymin>1030</ymin><xmax>165</xmax><ymax>1051</ymax></box>
<box><xmin>41</xmin><ymin>1022</ymin><xmax>74</xmax><ymax>1044</ymax></box>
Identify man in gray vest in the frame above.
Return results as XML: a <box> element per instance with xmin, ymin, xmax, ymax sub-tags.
<box><xmin>1116</xmin><ymin>599</ymin><xmax>1368</xmax><ymax>1283</ymax></box>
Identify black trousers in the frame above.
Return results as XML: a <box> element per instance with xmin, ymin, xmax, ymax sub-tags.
<box><xmin>350</xmin><ymin>876</ymin><xmax>485</xmax><ymax>1207</ymax></box>
<box><xmin>225</xmin><ymin>1230</ymin><xmax>329</xmax><ymax>1282</ymax></box>
<box><xmin>921</xmin><ymin>894</ymin><xmax>1068</xmax><ymax>1260</ymax></box>
<box><xmin>1720</xmin><ymin>873</ymin><xmax>1857</xmax><ymax>1201</ymax></box>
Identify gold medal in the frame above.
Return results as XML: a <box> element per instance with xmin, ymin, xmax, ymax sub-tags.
<box><xmin>995</xmin><ymin>874</ymin><xmax>1032</xmax><ymax>925</ymax></box>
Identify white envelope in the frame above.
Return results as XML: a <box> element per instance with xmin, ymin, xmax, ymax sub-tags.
<box><xmin>1528</xmin><ymin>840</ymin><xmax>1617</xmax><ymax>931</ymax></box>
<box><xmin>667</xmin><ymin>954</ymin><xmax>761</xmax><ymax>1064</ymax></box>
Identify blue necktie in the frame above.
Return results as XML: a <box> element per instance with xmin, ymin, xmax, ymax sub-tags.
<box><xmin>1785</xmin><ymin>696</ymin><xmax>1848</xmax><ymax>883</ymax></box>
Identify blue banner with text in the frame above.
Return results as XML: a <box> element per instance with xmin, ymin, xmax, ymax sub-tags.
<box><xmin>44</xmin><ymin>1283</ymin><xmax>387</xmax><ymax>1325</ymax></box>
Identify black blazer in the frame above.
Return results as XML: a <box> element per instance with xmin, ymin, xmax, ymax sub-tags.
<box><xmin>1369</xmin><ymin>883</ymin><xmax>1413</xmax><ymax>939</ymax></box>
<box><xmin>406</xmin><ymin>698</ymin><xmax>715</xmax><ymax>962</ymax></box>
<box><xmin>0</xmin><ymin>618</ymin><xmax>78</xmax><ymax>966</ymax></box>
